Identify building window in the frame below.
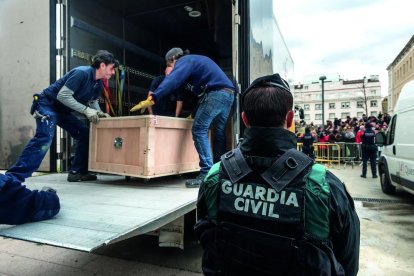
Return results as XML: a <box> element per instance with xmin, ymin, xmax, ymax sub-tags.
<box><xmin>370</xmin><ymin>100</ymin><xmax>377</xmax><ymax>107</ymax></box>
<box><xmin>315</xmin><ymin>114</ymin><xmax>322</xmax><ymax>120</ymax></box>
<box><xmin>357</xmin><ymin>112</ymin><xmax>363</xmax><ymax>118</ymax></box>
<box><xmin>329</xmin><ymin>103</ymin><xmax>335</xmax><ymax>109</ymax></box>
<box><xmin>341</xmin><ymin>102</ymin><xmax>350</xmax><ymax>109</ymax></box>
<box><xmin>304</xmin><ymin>104</ymin><xmax>310</xmax><ymax>111</ymax></box>
<box><xmin>371</xmin><ymin>111</ymin><xmax>378</xmax><ymax>117</ymax></box>
<box><xmin>341</xmin><ymin>112</ymin><xmax>350</xmax><ymax>119</ymax></box>
<box><xmin>329</xmin><ymin>113</ymin><xmax>335</xmax><ymax>119</ymax></box>
<box><xmin>370</xmin><ymin>90</ymin><xmax>377</xmax><ymax>95</ymax></box>
<box><xmin>315</xmin><ymin>104</ymin><xmax>322</xmax><ymax>110</ymax></box>
<box><xmin>304</xmin><ymin>85</ymin><xmax>309</xmax><ymax>90</ymax></box>
<box><xmin>304</xmin><ymin>114</ymin><xmax>310</xmax><ymax>120</ymax></box>
<box><xmin>314</xmin><ymin>94</ymin><xmax>322</xmax><ymax>100</ymax></box>
<box><xmin>357</xmin><ymin>101</ymin><xmax>364</xmax><ymax>108</ymax></box>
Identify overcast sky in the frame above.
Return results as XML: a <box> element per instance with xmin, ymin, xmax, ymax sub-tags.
<box><xmin>273</xmin><ymin>0</ymin><xmax>414</xmax><ymax>96</ymax></box>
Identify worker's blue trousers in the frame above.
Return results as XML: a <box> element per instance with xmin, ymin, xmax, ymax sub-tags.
<box><xmin>192</xmin><ymin>90</ymin><xmax>234</xmax><ymax>174</ymax></box>
<box><xmin>6</xmin><ymin>95</ymin><xmax>89</xmax><ymax>182</ymax></box>
<box><xmin>0</xmin><ymin>174</ymin><xmax>60</xmax><ymax>225</ymax></box>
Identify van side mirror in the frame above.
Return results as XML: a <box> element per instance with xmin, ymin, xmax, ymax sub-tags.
<box><xmin>375</xmin><ymin>132</ymin><xmax>386</xmax><ymax>146</ymax></box>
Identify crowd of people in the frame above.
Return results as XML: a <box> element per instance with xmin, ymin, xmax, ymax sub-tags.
<box><xmin>295</xmin><ymin>112</ymin><xmax>390</xmax><ymax>179</ymax></box>
<box><xmin>295</xmin><ymin>113</ymin><xmax>391</xmax><ymax>144</ymax></box>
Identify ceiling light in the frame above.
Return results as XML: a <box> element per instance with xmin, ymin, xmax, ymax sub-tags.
<box><xmin>189</xmin><ymin>10</ymin><xmax>201</xmax><ymax>17</ymax></box>
<box><xmin>184</xmin><ymin>6</ymin><xmax>193</xmax><ymax>12</ymax></box>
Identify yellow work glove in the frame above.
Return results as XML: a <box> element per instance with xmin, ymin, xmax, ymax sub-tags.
<box><xmin>130</xmin><ymin>96</ymin><xmax>155</xmax><ymax>113</ymax></box>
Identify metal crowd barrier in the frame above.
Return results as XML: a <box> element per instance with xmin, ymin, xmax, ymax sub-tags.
<box><xmin>297</xmin><ymin>142</ymin><xmax>365</xmax><ymax>169</ymax></box>
<box><xmin>336</xmin><ymin>142</ymin><xmax>362</xmax><ymax>168</ymax></box>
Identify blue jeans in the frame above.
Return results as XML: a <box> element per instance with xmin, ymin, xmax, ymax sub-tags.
<box><xmin>6</xmin><ymin>95</ymin><xmax>90</xmax><ymax>182</ymax></box>
<box><xmin>192</xmin><ymin>90</ymin><xmax>234</xmax><ymax>174</ymax></box>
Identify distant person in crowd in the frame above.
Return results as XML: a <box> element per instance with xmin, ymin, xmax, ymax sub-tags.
<box><xmin>362</xmin><ymin>114</ymin><xmax>368</xmax><ymax>122</ymax></box>
<box><xmin>343</xmin><ymin>126</ymin><xmax>356</xmax><ymax>143</ymax></box>
<box><xmin>334</xmin><ymin>117</ymin><xmax>341</xmax><ymax>127</ymax></box>
<box><xmin>360</xmin><ymin>122</ymin><xmax>378</xmax><ymax>178</ymax></box>
<box><xmin>5</xmin><ymin>50</ymin><xmax>118</xmax><ymax>183</ymax></box>
<box><xmin>130</xmin><ymin>47</ymin><xmax>235</xmax><ymax>188</ymax></box>
<box><xmin>328</xmin><ymin>129</ymin><xmax>341</xmax><ymax>143</ymax></box>
<box><xmin>383</xmin><ymin>113</ymin><xmax>391</xmax><ymax>125</ymax></box>
<box><xmin>302</xmin><ymin>126</ymin><xmax>315</xmax><ymax>159</ymax></box>
<box><xmin>195</xmin><ymin>74</ymin><xmax>360</xmax><ymax>275</ymax></box>
<box><xmin>355</xmin><ymin>125</ymin><xmax>364</xmax><ymax>144</ymax></box>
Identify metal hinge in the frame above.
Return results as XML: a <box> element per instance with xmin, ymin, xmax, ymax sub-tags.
<box><xmin>235</xmin><ymin>14</ymin><xmax>241</xmax><ymax>25</ymax></box>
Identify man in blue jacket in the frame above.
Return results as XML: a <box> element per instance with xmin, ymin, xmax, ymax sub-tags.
<box><xmin>6</xmin><ymin>50</ymin><xmax>119</xmax><ymax>183</ymax></box>
<box><xmin>131</xmin><ymin>48</ymin><xmax>235</xmax><ymax>188</ymax></box>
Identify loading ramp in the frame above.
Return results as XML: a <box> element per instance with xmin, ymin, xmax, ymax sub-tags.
<box><xmin>0</xmin><ymin>173</ymin><xmax>198</xmax><ymax>252</ymax></box>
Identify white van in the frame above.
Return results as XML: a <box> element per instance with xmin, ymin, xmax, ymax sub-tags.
<box><xmin>377</xmin><ymin>80</ymin><xmax>414</xmax><ymax>195</ymax></box>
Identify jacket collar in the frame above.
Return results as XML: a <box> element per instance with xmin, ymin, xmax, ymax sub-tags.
<box><xmin>239</xmin><ymin>127</ymin><xmax>297</xmax><ymax>157</ymax></box>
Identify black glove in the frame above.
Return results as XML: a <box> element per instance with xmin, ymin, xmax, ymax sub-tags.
<box><xmin>41</xmin><ymin>186</ymin><xmax>57</xmax><ymax>194</ymax></box>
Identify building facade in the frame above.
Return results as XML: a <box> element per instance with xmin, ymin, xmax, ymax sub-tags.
<box><xmin>293</xmin><ymin>75</ymin><xmax>382</xmax><ymax>126</ymax></box>
<box><xmin>387</xmin><ymin>35</ymin><xmax>414</xmax><ymax>113</ymax></box>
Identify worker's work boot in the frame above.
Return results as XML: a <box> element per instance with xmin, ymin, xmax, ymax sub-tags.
<box><xmin>67</xmin><ymin>172</ymin><xmax>97</xmax><ymax>182</ymax></box>
<box><xmin>185</xmin><ymin>174</ymin><xmax>206</xmax><ymax>188</ymax></box>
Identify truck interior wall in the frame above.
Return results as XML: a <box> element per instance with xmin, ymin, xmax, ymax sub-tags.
<box><xmin>68</xmin><ymin>0</ymin><xmax>232</xmax><ymax>115</ymax></box>
<box><xmin>0</xmin><ymin>0</ymin><xmax>52</xmax><ymax>171</ymax></box>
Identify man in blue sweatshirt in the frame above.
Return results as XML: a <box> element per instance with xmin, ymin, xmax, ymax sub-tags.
<box><xmin>132</xmin><ymin>48</ymin><xmax>234</xmax><ymax>188</ymax></box>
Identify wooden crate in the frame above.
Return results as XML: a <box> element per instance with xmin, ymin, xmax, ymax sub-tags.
<box><xmin>89</xmin><ymin>115</ymin><xmax>200</xmax><ymax>178</ymax></box>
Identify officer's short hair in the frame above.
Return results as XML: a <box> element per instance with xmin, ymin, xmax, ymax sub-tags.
<box><xmin>91</xmin><ymin>50</ymin><xmax>119</xmax><ymax>69</ymax></box>
<box><xmin>242</xmin><ymin>74</ymin><xmax>293</xmax><ymax>127</ymax></box>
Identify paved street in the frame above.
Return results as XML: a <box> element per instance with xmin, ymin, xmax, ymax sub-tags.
<box><xmin>1</xmin><ymin>165</ymin><xmax>413</xmax><ymax>275</ymax></box>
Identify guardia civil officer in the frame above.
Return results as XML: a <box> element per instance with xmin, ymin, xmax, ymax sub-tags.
<box><xmin>0</xmin><ymin>173</ymin><xmax>60</xmax><ymax>224</ymax></box>
<box><xmin>6</xmin><ymin>50</ymin><xmax>119</xmax><ymax>183</ymax></box>
<box><xmin>195</xmin><ymin>74</ymin><xmax>360</xmax><ymax>275</ymax></box>
<box><xmin>301</xmin><ymin>126</ymin><xmax>315</xmax><ymax>160</ymax></box>
<box><xmin>360</xmin><ymin>122</ymin><xmax>378</xmax><ymax>178</ymax></box>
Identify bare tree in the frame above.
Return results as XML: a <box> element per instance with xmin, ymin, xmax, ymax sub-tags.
<box><xmin>356</xmin><ymin>76</ymin><xmax>369</xmax><ymax>116</ymax></box>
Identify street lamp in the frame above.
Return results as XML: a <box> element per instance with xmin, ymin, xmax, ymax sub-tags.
<box><xmin>319</xmin><ymin>75</ymin><xmax>327</xmax><ymax>127</ymax></box>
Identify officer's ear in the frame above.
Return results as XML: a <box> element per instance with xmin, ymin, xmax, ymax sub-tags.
<box><xmin>286</xmin><ymin>110</ymin><xmax>294</xmax><ymax>129</ymax></box>
<box><xmin>242</xmin><ymin>111</ymin><xmax>250</xmax><ymax>127</ymax></box>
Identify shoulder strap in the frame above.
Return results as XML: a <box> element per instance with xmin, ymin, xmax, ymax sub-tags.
<box><xmin>261</xmin><ymin>149</ymin><xmax>313</xmax><ymax>192</ymax></box>
<box><xmin>305</xmin><ymin>163</ymin><xmax>330</xmax><ymax>240</ymax></box>
<box><xmin>220</xmin><ymin>148</ymin><xmax>252</xmax><ymax>183</ymax></box>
